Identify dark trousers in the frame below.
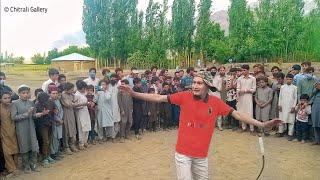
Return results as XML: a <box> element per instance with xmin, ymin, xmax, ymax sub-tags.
<box><xmin>296</xmin><ymin>121</ymin><xmax>309</xmax><ymax>141</ymax></box>
<box><xmin>133</xmin><ymin>107</ymin><xmax>143</xmax><ymax>135</ymax></box>
<box><xmin>40</xmin><ymin>126</ymin><xmax>52</xmax><ymax>157</ymax></box>
<box><xmin>171</xmin><ymin>105</ymin><xmax>180</xmax><ymax>126</ymax></box>
<box><xmin>141</xmin><ymin>115</ymin><xmax>149</xmax><ymax>130</ymax></box>
<box><xmin>226</xmin><ymin>100</ymin><xmax>238</xmax><ymax>129</ymax></box>
<box><xmin>89</xmin><ymin>119</ymin><xmax>96</xmax><ymax>141</ymax></box>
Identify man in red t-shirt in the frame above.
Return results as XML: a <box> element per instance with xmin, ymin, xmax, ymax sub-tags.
<box><xmin>119</xmin><ymin>71</ymin><xmax>281</xmax><ymax>180</ymax></box>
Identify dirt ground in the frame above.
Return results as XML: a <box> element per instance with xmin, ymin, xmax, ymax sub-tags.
<box><xmin>3</xmin><ymin>68</ymin><xmax>320</xmax><ymax>180</ymax></box>
<box><xmin>9</xmin><ymin>130</ymin><xmax>320</xmax><ymax>180</ymax></box>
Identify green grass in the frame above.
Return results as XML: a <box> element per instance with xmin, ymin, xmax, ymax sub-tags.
<box><xmin>1</xmin><ymin>64</ymin><xmax>49</xmax><ymax>73</ymax></box>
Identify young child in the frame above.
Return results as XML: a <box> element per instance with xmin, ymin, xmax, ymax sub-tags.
<box><xmin>294</xmin><ymin>94</ymin><xmax>311</xmax><ymax>143</ymax></box>
<box><xmin>34</xmin><ymin>92</ymin><xmax>56</xmax><ymax>167</ymax></box>
<box><xmin>118</xmin><ymin>79</ymin><xmax>133</xmax><ymax>142</ymax></box>
<box><xmin>147</xmin><ymin>88</ymin><xmax>159</xmax><ymax>132</ymax></box>
<box><xmin>270</xmin><ymin>72</ymin><xmax>285</xmax><ymax>121</ymax></box>
<box><xmin>57</xmin><ymin>74</ymin><xmax>67</xmax><ymax>93</ymax></box>
<box><xmin>255</xmin><ymin>76</ymin><xmax>273</xmax><ymax>136</ymax></box>
<box><xmin>132</xmin><ymin>78</ymin><xmax>144</xmax><ymax>139</ymax></box>
<box><xmin>0</xmin><ymin>91</ymin><xmax>19</xmax><ymax>176</ymax></box>
<box><xmin>11</xmin><ymin>85</ymin><xmax>44</xmax><ymax>173</ymax></box>
<box><xmin>74</xmin><ymin>80</ymin><xmax>91</xmax><ymax>150</ymax></box>
<box><xmin>311</xmin><ymin>80</ymin><xmax>320</xmax><ymax>145</ymax></box>
<box><xmin>278</xmin><ymin>74</ymin><xmax>297</xmax><ymax>140</ymax></box>
<box><xmin>60</xmin><ymin>82</ymin><xmax>85</xmax><ymax>154</ymax></box>
<box><xmin>86</xmin><ymin>85</ymin><xmax>97</xmax><ymax>144</ymax></box>
<box><xmin>48</xmin><ymin>84</ymin><xmax>64</xmax><ymax>160</ymax></box>
<box><xmin>160</xmin><ymin>82</ymin><xmax>172</xmax><ymax>130</ymax></box>
<box><xmin>94</xmin><ymin>79</ymin><xmax>113</xmax><ymax>143</ymax></box>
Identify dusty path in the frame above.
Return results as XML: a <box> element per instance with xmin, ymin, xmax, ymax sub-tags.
<box><xmin>11</xmin><ymin>130</ymin><xmax>320</xmax><ymax>180</ymax></box>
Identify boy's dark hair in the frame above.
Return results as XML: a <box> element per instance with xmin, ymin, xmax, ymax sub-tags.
<box><xmin>34</xmin><ymin>88</ymin><xmax>44</xmax><ymax>97</ymax></box>
<box><xmin>271</xmin><ymin>66</ymin><xmax>281</xmax><ymax>72</ymax></box>
<box><xmin>162</xmin><ymin>82</ymin><xmax>170</xmax><ymax>87</ymax></box>
<box><xmin>0</xmin><ymin>71</ymin><xmax>5</xmax><ymax>77</ymax></box>
<box><xmin>286</xmin><ymin>73</ymin><xmax>294</xmax><ymax>79</ymax></box>
<box><xmin>64</xmin><ymin>82</ymin><xmax>75</xmax><ymax>91</ymax></box>
<box><xmin>89</xmin><ymin>68</ymin><xmax>97</xmax><ymax>73</ymax></box>
<box><xmin>218</xmin><ymin>66</ymin><xmax>226</xmax><ymax>71</ymax></box>
<box><xmin>102</xmin><ymin>68</ymin><xmax>110</xmax><ymax>76</ymax></box>
<box><xmin>241</xmin><ymin>64</ymin><xmax>250</xmax><ymax>70</ymax></box>
<box><xmin>301</xmin><ymin>61</ymin><xmax>311</xmax><ymax>67</ymax></box>
<box><xmin>86</xmin><ymin>85</ymin><xmax>95</xmax><ymax>91</ymax></box>
<box><xmin>58</xmin><ymin>74</ymin><xmax>66</xmax><ymax>81</ymax></box>
<box><xmin>121</xmin><ymin>79</ymin><xmax>129</xmax><ymax>84</ymax></box>
<box><xmin>148</xmin><ymin>88</ymin><xmax>155</xmax><ymax>93</ymax></box>
<box><xmin>131</xmin><ymin>67</ymin><xmax>137</xmax><ymax>71</ymax></box>
<box><xmin>257</xmin><ymin>76</ymin><xmax>268</xmax><ymax>83</ymax></box>
<box><xmin>300</xmin><ymin>94</ymin><xmax>309</xmax><ymax>101</ymax></box>
<box><xmin>133</xmin><ymin>78</ymin><xmax>141</xmax><ymax>85</ymax></box>
<box><xmin>18</xmin><ymin>86</ymin><xmax>30</xmax><ymax>93</ymax></box>
<box><xmin>110</xmin><ymin>73</ymin><xmax>119</xmax><ymax>79</ymax></box>
<box><xmin>99</xmin><ymin>79</ymin><xmax>109</xmax><ymax>86</ymax></box>
<box><xmin>229</xmin><ymin>67</ymin><xmax>238</xmax><ymax>73</ymax></box>
<box><xmin>151</xmin><ymin>66</ymin><xmax>158</xmax><ymax>71</ymax></box>
<box><xmin>115</xmin><ymin>67</ymin><xmax>123</xmax><ymax>74</ymax></box>
<box><xmin>76</xmin><ymin>80</ymin><xmax>87</xmax><ymax>90</ymax></box>
<box><xmin>173</xmin><ymin>77</ymin><xmax>180</xmax><ymax>81</ymax></box>
<box><xmin>305</xmin><ymin>67</ymin><xmax>314</xmax><ymax>73</ymax></box>
<box><xmin>0</xmin><ymin>91</ymin><xmax>11</xmax><ymax>99</ymax></box>
<box><xmin>48</xmin><ymin>68</ymin><xmax>59</xmax><ymax>77</ymax></box>
<box><xmin>37</xmin><ymin>92</ymin><xmax>50</xmax><ymax>104</ymax></box>
<box><xmin>275</xmin><ymin>72</ymin><xmax>285</xmax><ymax>79</ymax></box>
<box><xmin>145</xmin><ymin>70</ymin><xmax>152</xmax><ymax>76</ymax></box>
<box><xmin>186</xmin><ymin>67</ymin><xmax>195</xmax><ymax>74</ymax></box>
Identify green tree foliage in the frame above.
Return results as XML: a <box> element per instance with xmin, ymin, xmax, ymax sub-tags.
<box><xmin>31</xmin><ymin>53</ymin><xmax>46</xmax><ymax>64</ymax></box>
<box><xmin>81</xmin><ymin>0</ymin><xmax>320</xmax><ymax>68</ymax></box>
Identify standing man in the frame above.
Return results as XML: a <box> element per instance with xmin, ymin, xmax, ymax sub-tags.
<box><xmin>83</xmin><ymin>68</ymin><xmax>100</xmax><ymax>87</ymax></box>
<box><xmin>237</xmin><ymin>64</ymin><xmax>257</xmax><ymax>134</ymax></box>
<box><xmin>119</xmin><ymin>71</ymin><xmax>280</xmax><ymax>180</ymax></box>
<box><xmin>0</xmin><ymin>72</ymin><xmax>19</xmax><ymax>100</ymax></box>
<box><xmin>181</xmin><ymin>67</ymin><xmax>196</xmax><ymax>91</ymax></box>
<box><xmin>42</xmin><ymin>68</ymin><xmax>59</xmax><ymax>93</ymax></box>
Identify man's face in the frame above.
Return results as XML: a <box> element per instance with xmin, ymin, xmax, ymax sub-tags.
<box><xmin>315</xmin><ymin>83</ymin><xmax>320</xmax><ymax>90</ymax></box>
<box><xmin>19</xmin><ymin>90</ymin><xmax>30</xmax><ymax>100</ymax></box>
<box><xmin>242</xmin><ymin>69</ymin><xmax>249</xmax><ymax>76</ymax></box>
<box><xmin>135</xmin><ymin>82</ymin><xmax>142</xmax><ymax>88</ymax></box>
<box><xmin>0</xmin><ymin>75</ymin><xmax>5</xmax><ymax>85</ymax></box>
<box><xmin>302</xmin><ymin>64</ymin><xmax>309</xmax><ymax>72</ymax></box>
<box><xmin>253</xmin><ymin>67</ymin><xmax>260</xmax><ymax>74</ymax></box>
<box><xmin>51</xmin><ymin>74</ymin><xmax>59</xmax><ymax>81</ymax></box>
<box><xmin>179</xmin><ymin>71</ymin><xmax>184</xmax><ymax>77</ymax></box>
<box><xmin>152</xmin><ymin>68</ymin><xmax>157</xmax><ymax>74</ymax></box>
<box><xmin>59</xmin><ymin>78</ymin><xmax>66</xmax><ymax>85</ymax></box>
<box><xmin>286</xmin><ymin>77</ymin><xmax>293</xmax><ymax>85</ymax></box>
<box><xmin>163</xmin><ymin>85</ymin><xmax>170</xmax><ymax>91</ymax></box>
<box><xmin>1</xmin><ymin>94</ymin><xmax>11</xmax><ymax>105</ymax></box>
<box><xmin>192</xmin><ymin>76</ymin><xmax>208</xmax><ymax>97</ymax></box>
<box><xmin>277</xmin><ymin>78</ymin><xmax>284</xmax><ymax>84</ymax></box>
<box><xmin>133</xmin><ymin>73</ymin><xmax>139</xmax><ymax>78</ymax></box>
<box><xmin>272</xmin><ymin>68</ymin><xmax>279</xmax><ymax>76</ymax></box>
<box><xmin>219</xmin><ymin>68</ymin><xmax>226</xmax><ymax>76</ymax></box>
<box><xmin>50</xmin><ymin>91</ymin><xmax>59</xmax><ymax>100</ymax></box>
<box><xmin>86</xmin><ymin>88</ymin><xmax>94</xmax><ymax>95</ymax></box>
<box><xmin>117</xmin><ymin>71</ymin><xmax>123</xmax><ymax>78</ymax></box>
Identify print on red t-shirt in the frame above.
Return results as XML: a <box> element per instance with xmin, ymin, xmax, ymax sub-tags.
<box><xmin>168</xmin><ymin>91</ymin><xmax>232</xmax><ymax>158</ymax></box>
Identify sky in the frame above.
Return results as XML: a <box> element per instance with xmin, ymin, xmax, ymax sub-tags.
<box><xmin>1</xmin><ymin>0</ymin><xmax>256</xmax><ymax>60</ymax></box>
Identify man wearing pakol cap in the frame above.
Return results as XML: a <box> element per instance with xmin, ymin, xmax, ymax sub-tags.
<box><xmin>119</xmin><ymin>71</ymin><xmax>281</xmax><ymax>180</ymax></box>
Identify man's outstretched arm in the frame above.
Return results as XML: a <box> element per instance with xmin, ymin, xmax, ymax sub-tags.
<box><xmin>119</xmin><ymin>85</ymin><xmax>168</xmax><ymax>103</ymax></box>
<box><xmin>231</xmin><ymin>110</ymin><xmax>281</xmax><ymax>128</ymax></box>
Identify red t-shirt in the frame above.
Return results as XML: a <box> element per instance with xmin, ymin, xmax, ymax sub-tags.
<box><xmin>168</xmin><ymin>91</ymin><xmax>233</xmax><ymax>158</ymax></box>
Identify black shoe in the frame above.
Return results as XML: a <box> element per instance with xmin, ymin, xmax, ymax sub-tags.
<box><xmin>287</xmin><ymin>136</ymin><xmax>294</xmax><ymax>141</ymax></box>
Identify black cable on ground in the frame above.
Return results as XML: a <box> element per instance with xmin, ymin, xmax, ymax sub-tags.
<box><xmin>256</xmin><ymin>155</ymin><xmax>265</xmax><ymax>180</ymax></box>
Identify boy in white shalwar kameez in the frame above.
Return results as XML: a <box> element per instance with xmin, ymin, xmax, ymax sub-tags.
<box><xmin>75</xmin><ymin>80</ymin><xmax>91</xmax><ymax>149</ymax></box>
<box><xmin>278</xmin><ymin>74</ymin><xmax>297</xmax><ymax>140</ymax></box>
